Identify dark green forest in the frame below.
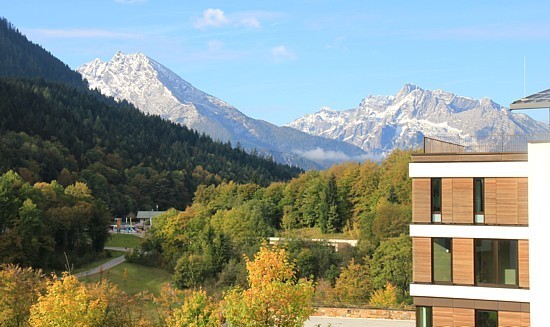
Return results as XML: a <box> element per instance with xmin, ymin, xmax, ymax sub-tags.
<box><xmin>0</xmin><ymin>18</ymin><xmax>87</xmax><ymax>90</ymax></box>
<box><xmin>0</xmin><ymin>78</ymin><xmax>302</xmax><ymax>216</ymax></box>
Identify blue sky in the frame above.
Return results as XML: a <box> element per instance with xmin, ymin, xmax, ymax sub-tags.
<box><xmin>3</xmin><ymin>0</ymin><xmax>550</xmax><ymax>125</ymax></box>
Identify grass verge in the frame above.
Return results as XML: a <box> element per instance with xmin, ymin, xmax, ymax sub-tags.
<box><xmin>105</xmin><ymin>233</ymin><xmax>143</xmax><ymax>249</ymax></box>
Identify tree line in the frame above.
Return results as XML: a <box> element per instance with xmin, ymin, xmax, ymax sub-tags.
<box><xmin>0</xmin><ymin>78</ymin><xmax>302</xmax><ymax>217</ymax></box>
<box><xmin>136</xmin><ymin>149</ymin><xmax>413</xmax><ymax>306</ymax></box>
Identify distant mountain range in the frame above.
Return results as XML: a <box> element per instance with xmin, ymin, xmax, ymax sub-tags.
<box><xmin>78</xmin><ymin>52</ymin><xmax>548</xmax><ymax>165</ymax></box>
<box><xmin>288</xmin><ymin>84</ymin><xmax>548</xmax><ymax>156</ymax></box>
<box><xmin>78</xmin><ymin>52</ymin><xmax>368</xmax><ymax>169</ymax></box>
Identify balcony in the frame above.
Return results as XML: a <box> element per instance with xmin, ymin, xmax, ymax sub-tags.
<box><xmin>422</xmin><ymin>134</ymin><xmax>550</xmax><ymax>154</ymax></box>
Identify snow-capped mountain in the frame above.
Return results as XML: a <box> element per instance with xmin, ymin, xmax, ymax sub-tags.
<box><xmin>288</xmin><ymin>84</ymin><xmax>548</xmax><ymax>156</ymax></box>
<box><xmin>77</xmin><ymin>52</ymin><xmax>368</xmax><ymax>169</ymax></box>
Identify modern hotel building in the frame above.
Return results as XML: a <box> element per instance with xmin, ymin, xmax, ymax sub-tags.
<box><xmin>409</xmin><ymin>89</ymin><xmax>550</xmax><ymax>327</ymax></box>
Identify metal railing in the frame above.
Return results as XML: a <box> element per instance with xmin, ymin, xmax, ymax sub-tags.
<box><xmin>424</xmin><ymin>134</ymin><xmax>550</xmax><ymax>153</ymax></box>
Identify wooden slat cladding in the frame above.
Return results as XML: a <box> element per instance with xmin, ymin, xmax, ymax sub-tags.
<box><xmin>452</xmin><ymin>178</ymin><xmax>473</xmax><ymax>223</ymax></box>
<box><xmin>484</xmin><ymin>178</ymin><xmax>497</xmax><ymax>224</ymax></box>
<box><xmin>433</xmin><ymin>307</ymin><xmax>453</xmax><ymax>327</ymax></box>
<box><xmin>442</xmin><ymin>178</ymin><xmax>453</xmax><ymax>223</ymax></box>
<box><xmin>413</xmin><ymin>237</ymin><xmax>432</xmax><ymax>283</ymax></box>
<box><xmin>500</xmin><ymin>311</ymin><xmax>523</xmax><ymax>327</ymax></box>
<box><xmin>518</xmin><ymin>240</ymin><xmax>529</xmax><ymax>288</ymax></box>
<box><xmin>454</xmin><ymin>308</ymin><xmax>474</xmax><ymax>327</ymax></box>
<box><xmin>497</xmin><ymin>178</ymin><xmax>518</xmax><ymax>224</ymax></box>
<box><xmin>521</xmin><ymin>312</ymin><xmax>531</xmax><ymax>327</ymax></box>
<box><xmin>518</xmin><ymin>178</ymin><xmax>528</xmax><ymax>225</ymax></box>
<box><xmin>453</xmin><ymin>239</ymin><xmax>474</xmax><ymax>285</ymax></box>
<box><xmin>413</xmin><ymin>178</ymin><xmax>431</xmax><ymax>223</ymax></box>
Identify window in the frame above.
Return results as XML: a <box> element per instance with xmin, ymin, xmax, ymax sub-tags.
<box><xmin>431</xmin><ymin>178</ymin><xmax>442</xmax><ymax>222</ymax></box>
<box><xmin>474</xmin><ymin>178</ymin><xmax>484</xmax><ymax>223</ymax></box>
<box><xmin>416</xmin><ymin>306</ymin><xmax>432</xmax><ymax>327</ymax></box>
<box><xmin>432</xmin><ymin>238</ymin><xmax>452</xmax><ymax>283</ymax></box>
<box><xmin>475</xmin><ymin>239</ymin><xmax>518</xmax><ymax>286</ymax></box>
<box><xmin>476</xmin><ymin>310</ymin><xmax>497</xmax><ymax>327</ymax></box>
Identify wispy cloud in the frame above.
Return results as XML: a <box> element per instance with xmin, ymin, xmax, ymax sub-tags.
<box><xmin>207</xmin><ymin>39</ymin><xmax>224</xmax><ymax>51</ymax></box>
<box><xmin>26</xmin><ymin>28</ymin><xmax>140</xmax><ymax>39</ymax></box>
<box><xmin>194</xmin><ymin>8</ymin><xmax>230</xmax><ymax>29</ymax></box>
<box><xmin>194</xmin><ymin>8</ymin><xmax>282</xmax><ymax>30</ymax></box>
<box><xmin>271</xmin><ymin>45</ymin><xmax>295</xmax><ymax>62</ymax></box>
<box><xmin>294</xmin><ymin>147</ymin><xmax>381</xmax><ymax>162</ymax></box>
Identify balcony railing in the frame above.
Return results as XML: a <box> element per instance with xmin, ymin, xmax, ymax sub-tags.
<box><xmin>424</xmin><ymin>134</ymin><xmax>550</xmax><ymax>154</ymax></box>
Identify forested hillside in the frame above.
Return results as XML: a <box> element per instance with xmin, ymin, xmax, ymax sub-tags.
<box><xmin>136</xmin><ymin>149</ymin><xmax>413</xmax><ymax>305</ymax></box>
<box><xmin>0</xmin><ymin>18</ymin><xmax>86</xmax><ymax>90</ymax></box>
<box><xmin>0</xmin><ymin>78</ymin><xmax>302</xmax><ymax>216</ymax></box>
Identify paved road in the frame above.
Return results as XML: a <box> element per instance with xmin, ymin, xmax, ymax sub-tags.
<box><xmin>305</xmin><ymin>317</ymin><xmax>414</xmax><ymax>327</ymax></box>
<box><xmin>74</xmin><ymin>247</ymin><xmax>132</xmax><ymax>278</ymax></box>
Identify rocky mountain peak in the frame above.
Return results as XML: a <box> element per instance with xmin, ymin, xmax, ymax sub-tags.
<box><xmin>77</xmin><ymin>51</ymin><xmax>369</xmax><ymax>169</ymax></box>
<box><xmin>288</xmin><ymin>85</ymin><xmax>548</xmax><ymax>156</ymax></box>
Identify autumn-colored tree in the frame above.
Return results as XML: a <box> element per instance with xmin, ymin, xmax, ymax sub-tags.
<box><xmin>29</xmin><ymin>274</ymin><xmax>108</xmax><ymax>326</ymax></box>
<box><xmin>333</xmin><ymin>258</ymin><xmax>371</xmax><ymax>304</ymax></box>
<box><xmin>0</xmin><ymin>264</ymin><xmax>45</xmax><ymax>327</ymax></box>
<box><xmin>166</xmin><ymin>289</ymin><xmax>221</xmax><ymax>327</ymax></box>
<box><xmin>368</xmin><ymin>282</ymin><xmax>400</xmax><ymax>309</ymax></box>
<box><xmin>28</xmin><ymin>274</ymin><xmax>147</xmax><ymax>327</ymax></box>
<box><xmin>223</xmin><ymin>244</ymin><xmax>315</xmax><ymax>327</ymax></box>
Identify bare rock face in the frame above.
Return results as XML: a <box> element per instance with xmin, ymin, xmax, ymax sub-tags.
<box><xmin>288</xmin><ymin>84</ymin><xmax>548</xmax><ymax>156</ymax></box>
<box><xmin>78</xmin><ymin>52</ymin><xmax>368</xmax><ymax>169</ymax></box>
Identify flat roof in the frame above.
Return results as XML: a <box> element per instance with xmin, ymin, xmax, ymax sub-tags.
<box><xmin>510</xmin><ymin>88</ymin><xmax>550</xmax><ymax>110</ymax></box>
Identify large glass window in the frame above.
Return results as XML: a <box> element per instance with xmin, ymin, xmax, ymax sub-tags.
<box><xmin>432</xmin><ymin>238</ymin><xmax>452</xmax><ymax>283</ymax></box>
<box><xmin>416</xmin><ymin>306</ymin><xmax>432</xmax><ymax>327</ymax></box>
<box><xmin>431</xmin><ymin>178</ymin><xmax>442</xmax><ymax>223</ymax></box>
<box><xmin>476</xmin><ymin>310</ymin><xmax>498</xmax><ymax>327</ymax></box>
<box><xmin>474</xmin><ymin>178</ymin><xmax>484</xmax><ymax>223</ymax></box>
<box><xmin>475</xmin><ymin>239</ymin><xmax>518</xmax><ymax>286</ymax></box>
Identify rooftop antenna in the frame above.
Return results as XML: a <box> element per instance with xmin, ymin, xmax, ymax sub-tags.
<box><xmin>523</xmin><ymin>56</ymin><xmax>526</xmax><ymax>98</ymax></box>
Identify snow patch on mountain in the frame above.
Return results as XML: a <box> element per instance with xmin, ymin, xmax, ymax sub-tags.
<box><xmin>77</xmin><ymin>51</ymin><xmax>368</xmax><ymax>169</ymax></box>
<box><xmin>288</xmin><ymin>84</ymin><xmax>548</xmax><ymax>155</ymax></box>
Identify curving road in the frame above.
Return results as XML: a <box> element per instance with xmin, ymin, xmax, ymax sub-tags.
<box><xmin>74</xmin><ymin>247</ymin><xmax>132</xmax><ymax>278</ymax></box>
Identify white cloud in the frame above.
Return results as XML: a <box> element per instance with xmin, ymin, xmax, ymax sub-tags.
<box><xmin>295</xmin><ymin>148</ymin><xmax>351</xmax><ymax>162</ymax></box>
<box><xmin>194</xmin><ymin>9</ymin><xmax>274</xmax><ymax>30</ymax></box>
<box><xmin>208</xmin><ymin>39</ymin><xmax>224</xmax><ymax>51</ymax></box>
<box><xmin>271</xmin><ymin>45</ymin><xmax>296</xmax><ymax>61</ymax></box>
<box><xmin>194</xmin><ymin>8</ymin><xmax>230</xmax><ymax>29</ymax></box>
<box><xmin>27</xmin><ymin>28</ymin><xmax>139</xmax><ymax>39</ymax></box>
<box><xmin>294</xmin><ymin>147</ymin><xmax>383</xmax><ymax>162</ymax></box>
<box><xmin>239</xmin><ymin>16</ymin><xmax>261</xmax><ymax>29</ymax></box>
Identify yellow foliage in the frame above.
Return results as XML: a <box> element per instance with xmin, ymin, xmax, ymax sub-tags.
<box><xmin>29</xmin><ymin>274</ymin><xmax>108</xmax><ymax>327</ymax></box>
<box><xmin>223</xmin><ymin>244</ymin><xmax>315</xmax><ymax>327</ymax></box>
<box><xmin>369</xmin><ymin>282</ymin><xmax>400</xmax><ymax>309</ymax></box>
<box><xmin>333</xmin><ymin>258</ymin><xmax>371</xmax><ymax>304</ymax></box>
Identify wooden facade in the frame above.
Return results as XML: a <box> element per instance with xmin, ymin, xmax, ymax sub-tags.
<box><xmin>412</xmin><ymin>177</ymin><xmax>528</xmax><ymax>225</ymax></box>
<box><xmin>484</xmin><ymin>177</ymin><xmax>528</xmax><ymax>225</ymax></box>
<box><xmin>427</xmin><ymin>307</ymin><xmax>530</xmax><ymax>327</ymax></box>
<box><xmin>413</xmin><ymin>237</ymin><xmax>432</xmax><ymax>283</ymax></box>
<box><xmin>412</xmin><ymin>178</ymin><xmax>431</xmax><ymax>223</ymax></box>
<box><xmin>452</xmin><ymin>238</ymin><xmax>474</xmax><ymax>285</ymax></box>
<box><xmin>518</xmin><ymin>240</ymin><xmax>529</xmax><ymax>288</ymax></box>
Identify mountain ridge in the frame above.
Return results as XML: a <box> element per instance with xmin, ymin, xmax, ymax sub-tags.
<box><xmin>77</xmin><ymin>52</ymin><xmax>369</xmax><ymax>169</ymax></box>
<box><xmin>288</xmin><ymin>84</ymin><xmax>548</xmax><ymax>156</ymax></box>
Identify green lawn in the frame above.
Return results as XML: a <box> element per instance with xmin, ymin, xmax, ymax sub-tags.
<box><xmin>83</xmin><ymin>262</ymin><xmax>172</xmax><ymax>296</ymax></box>
<box><xmin>105</xmin><ymin>233</ymin><xmax>143</xmax><ymax>249</ymax></box>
